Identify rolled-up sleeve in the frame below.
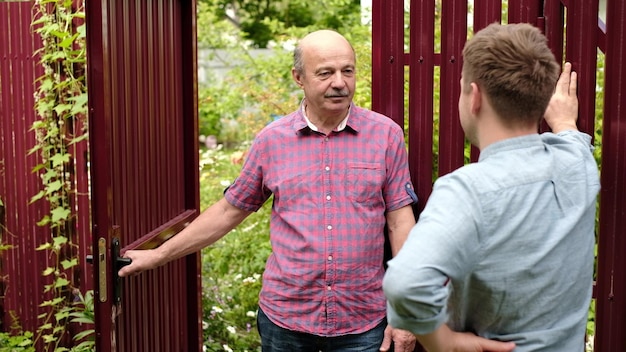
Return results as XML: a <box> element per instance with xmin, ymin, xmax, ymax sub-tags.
<box><xmin>383</xmin><ymin>264</ymin><xmax>451</xmax><ymax>333</ymax></box>
<box><xmin>383</xmin><ymin>172</ymin><xmax>482</xmax><ymax>334</ymax></box>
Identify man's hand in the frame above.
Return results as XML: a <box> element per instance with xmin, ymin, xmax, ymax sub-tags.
<box><xmin>417</xmin><ymin>324</ymin><xmax>515</xmax><ymax>352</ymax></box>
<box><xmin>544</xmin><ymin>62</ymin><xmax>579</xmax><ymax>133</ymax></box>
<box><xmin>118</xmin><ymin>249</ymin><xmax>164</xmax><ymax>277</ymax></box>
<box><xmin>380</xmin><ymin>325</ymin><xmax>417</xmax><ymax>352</ymax></box>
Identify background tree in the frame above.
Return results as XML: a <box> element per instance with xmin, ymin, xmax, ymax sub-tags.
<box><xmin>198</xmin><ymin>0</ymin><xmax>363</xmax><ymax>48</ymax></box>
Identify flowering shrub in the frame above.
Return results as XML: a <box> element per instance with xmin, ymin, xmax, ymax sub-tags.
<box><xmin>199</xmin><ymin>147</ymin><xmax>271</xmax><ymax>351</ymax></box>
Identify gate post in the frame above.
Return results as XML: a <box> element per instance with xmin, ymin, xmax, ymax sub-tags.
<box><xmin>595</xmin><ymin>0</ymin><xmax>626</xmax><ymax>349</ymax></box>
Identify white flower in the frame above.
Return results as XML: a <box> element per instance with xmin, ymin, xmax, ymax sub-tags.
<box><xmin>246</xmin><ymin>311</ymin><xmax>256</xmax><ymax>318</ymax></box>
<box><xmin>226</xmin><ymin>326</ymin><xmax>237</xmax><ymax>334</ymax></box>
<box><xmin>211</xmin><ymin>306</ymin><xmax>223</xmax><ymax>314</ymax></box>
<box><xmin>223</xmin><ymin>344</ymin><xmax>233</xmax><ymax>352</ymax></box>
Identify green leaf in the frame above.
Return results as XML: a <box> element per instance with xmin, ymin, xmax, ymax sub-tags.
<box><xmin>53</xmin><ymin>103</ymin><xmax>73</xmax><ymax>115</ymax></box>
<box><xmin>45</xmin><ymin>180</ymin><xmax>63</xmax><ymax>194</ymax></box>
<box><xmin>30</xmin><ymin>190</ymin><xmax>46</xmax><ymax>203</ymax></box>
<box><xmin>71</xmin><ymin>317</ymin><xmax>95</xmax><ymax>325</ymax></box>
<box><xmin>69</xmin><ymin>133</ymin><xmax>89</xmax><ymax>145</ymax></box>
<box><xmin>54</xmin><ymin>277</ymin><xmax>70</xmax><ymax>288</ymax></box>
<box><xmin>36</xmin><ymin>216</ymin><xmax>51</xmax><ymax>227</ymax></box>
<box><xmin>52</xmin><ymin>235</ymin><xmax>68</xmax><ymax>247</ymax></box>
<box><xmin>40</xmin><ymin>78</ymin><xmax>54</xmax><ymax>91</ymax></box>
<box><xmin>68</xmin><ymin>93</ymin><xmax>88</xmax><ymax>115</ymax></box>
<box><xmin>61</xmin><ymin>258</ymin><xmax>78</xmax><ymax>269</ymax></box>
<box><xmin>76</xmin><ymin>22</ymin><xmax>87</xmax><ymax>35</ymax></box>
<box><xmin>36</xmin><ymin>241</ymin><xmax>52</xmax><ymax>250</ymax></box>
<box><xmin>51</xmin><ymin>207</ymin><xmax>71</xmax><ymax>223</ymax></box>
<box><xmin>40</xmin><ymin>297</ymin><xmax>65</xmax><ymax>308</ymax></box>
<box><xmin>42</xmin><ymin>169</ymin><xmax>57</xmax><ymax>182</ymax></box>
<box><xmin>49</xmin><ymin>152</ymin><xmax>71</xmax><ymax>167</ymax></box>
<box><xmin>50</xmin><ymin>30</ymin><xmax>67</xmax><ymax>39</ymax></box>
<box><xmin>30</xmin><ymin>163</ymin><xmax>45</xmax><ymax>172</ymax></box>
<box><xmin>55</xmin><ymin>310</ymin><xmax>70</xmax><ymax>321</ymax></box>
<box><xmin>38</xmin><ymin>323</ymin><xmax>53</xmax><ymax>331</ymax></box>
<box><xmin>58</xmin><ymin>32</ymin><xmax>79</xmax><ymax>48</ymax></box>
<box><xmin>42</xmin><ymin>267</ymin><xmax>55</xmax><ymax>276</ymax></box>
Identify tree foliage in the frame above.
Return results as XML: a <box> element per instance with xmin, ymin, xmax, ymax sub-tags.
<box><xmin>198</xmin><ymin>0</ymin><xmax>363</xmax><ymax>48</ymax></box>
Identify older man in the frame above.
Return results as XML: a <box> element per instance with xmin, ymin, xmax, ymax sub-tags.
<box><xmin>120</xmin><ymin>30</ymin><xmax>418</xmax><ymax>352</ymax></box>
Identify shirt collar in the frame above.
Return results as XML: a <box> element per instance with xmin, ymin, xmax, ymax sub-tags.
<box><xmin>297</xmin><ymin>99</ymin><xmax>353</xmax><ymax>133</ymax></box>
<box><xmin>478</xmin><ymin>134</ymin><xmax>543</xmax><ymax>162</ymax></box>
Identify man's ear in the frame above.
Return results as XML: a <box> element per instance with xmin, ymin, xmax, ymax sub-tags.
<box><xmin>470</xmin><ymin>82</ymin><xmax>482</xmax><ymax>115</ymax></box>
<box><xmin>292</xmin><ymin>68</ymin><xmax>304</xmax><ymax>88</ymax></box>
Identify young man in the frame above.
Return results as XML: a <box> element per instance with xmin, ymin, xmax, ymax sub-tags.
<box><xmin>119</xmin><ymin>30</ymin><xmax>418</xmax><ymax>352</ymax></box>
<box><xmin>383</xmin><ymin>23</ymin><xmax>600</xmax><ymax>351</ymax></box>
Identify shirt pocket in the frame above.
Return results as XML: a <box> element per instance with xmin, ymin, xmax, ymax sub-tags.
<box><xmin>345</xmin><ymin>162</ymin><xmax>385</xmax><ymax>203</ymax></box>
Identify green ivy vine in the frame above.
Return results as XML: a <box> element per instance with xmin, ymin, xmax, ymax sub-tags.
<box><xmin>25</xmin><ymin>0</ymin><xmax>94</xmax><ymax>351</ymax></box>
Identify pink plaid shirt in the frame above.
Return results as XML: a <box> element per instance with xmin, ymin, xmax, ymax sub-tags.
<box><xmin>224</xmin><ymin>102</ymin><xmax>416</xmax><ymax>336</ymax></box>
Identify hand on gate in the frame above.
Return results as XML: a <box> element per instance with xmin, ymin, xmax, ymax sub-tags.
<box><xmin>118</xmin><ymin>249</ymin><xmax>164</xmax><ymax>277</ymax></box>
<box><xmin>544</xmin><ymin>62</ymin><xmax>579</xmax><ymax>134</ymax></box>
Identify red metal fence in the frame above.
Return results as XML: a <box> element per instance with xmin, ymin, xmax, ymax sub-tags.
<box><xmin>371</xmin><ymin>0</ymin><xmax>626</xmax><ymax>350</ymax></box>
<box><xmin>2</xmin><ymin>0</ymin><xmax>626</xmax><ymax>350</ymax></box>
<box><xmin>0</xmin><ymin>0</ymin><xmax>93</xmax><ymax>340</ymax></box>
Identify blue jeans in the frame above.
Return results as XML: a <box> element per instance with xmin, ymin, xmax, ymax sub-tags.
<box><xmin>257</xmin><ymin>307</ymin><xmax>387</xmax><ymax>352</ymax></box>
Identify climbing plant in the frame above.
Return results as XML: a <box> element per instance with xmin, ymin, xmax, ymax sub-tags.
<box><xmin>26</xmin><ymin>0</ymin><xmax>94</xmax><ymax>350</ymax></box>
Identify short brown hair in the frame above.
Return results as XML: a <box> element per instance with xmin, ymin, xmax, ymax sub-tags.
<box><xmin>461</xmin><ymin>22</ymin><xmax>560</xmax><ymax>126</ymax></box>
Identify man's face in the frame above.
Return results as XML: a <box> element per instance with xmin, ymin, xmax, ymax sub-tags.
<box><xmin>293</xmin><ymin>41</ymin><xmax>356</xmax><ymax>119</ymax></box>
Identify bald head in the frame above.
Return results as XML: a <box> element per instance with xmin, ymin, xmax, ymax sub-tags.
<box><xmin>293</xmin><ymin>30</ymin><xmax>355</xmax><ymax>75</ymax></box>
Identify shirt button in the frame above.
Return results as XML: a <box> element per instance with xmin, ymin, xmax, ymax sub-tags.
<box><xmin>328</xmin><ymin>255</ymin><xmax>333</xmax><ymax>261</ymax></box>
<box><xmin>325</xmin><ymin>166</ymin><xmax>330</xmax><ymax>171</ymax></box>
<box><xmin>326</xmin><ymin>195</ymin><xmax>331</xmax><ymax>201</ymax></box>
<box><xmin>327</xmin><ymin>286</ymin><xmax>332</xmax><ymax>291</ymax></box>
<box><xmin>327</xmin><ymin>225</ymin><xmax>332</xmax><ymax>230</ymax></box>
<box><xmin>324</xmin><ymin>137</ymin><xmax>329</xmax><ymax>142</ymax></box>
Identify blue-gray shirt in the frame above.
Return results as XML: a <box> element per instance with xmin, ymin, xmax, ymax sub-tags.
<box><xmin>384</xmin><ymin>131</ymin><xmax>600</xmax><ymax>351</ymax></box>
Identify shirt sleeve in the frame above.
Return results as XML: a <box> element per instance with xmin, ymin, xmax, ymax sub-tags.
<box><xmin>382</xmin><ymin>171</ymin><xmax>483</xmax><ymax>334</ymax></box>
<box><xmin>224</xmin><ymin>135</ymin><xmax>272</xmax><ymax>211</ymax></box>
<box><xmin>383</xmin><ymin>127</ymin><xmax>417</xmax><ymax>211</ymax></box>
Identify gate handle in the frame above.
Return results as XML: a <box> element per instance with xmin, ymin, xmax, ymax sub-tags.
<box><xmin>86</xmin><ymin>237</ymin><xmax>132</xmax><ymax>303</ymax></box>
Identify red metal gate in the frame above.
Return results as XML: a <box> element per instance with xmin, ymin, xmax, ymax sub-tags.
<box><xmin>372</xmin><ymin>0</ymin><xmax>626</xmax><ymax>350</ymax></box>
<box><xmin>85</xmin><ymin>0</ymin><xmax>202</xmax><ymax>351</ymax></box>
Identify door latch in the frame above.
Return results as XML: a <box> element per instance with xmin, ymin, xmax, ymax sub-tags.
<box><xmin>86</xmin><ymin>237</ymin><xmax>132</xmax><ymax>303</ymax></box>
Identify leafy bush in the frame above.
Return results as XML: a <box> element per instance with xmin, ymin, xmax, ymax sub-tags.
<box><xmin>198</xmin><ymin>146</ymin><xmax>270</xmax><ymax>351</ymax></box>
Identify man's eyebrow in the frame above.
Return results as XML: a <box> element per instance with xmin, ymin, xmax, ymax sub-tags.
<box><xmin>314</xmin><ymin>64</ymin><xmax>355</xmax><ymax>74</ymax></box>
